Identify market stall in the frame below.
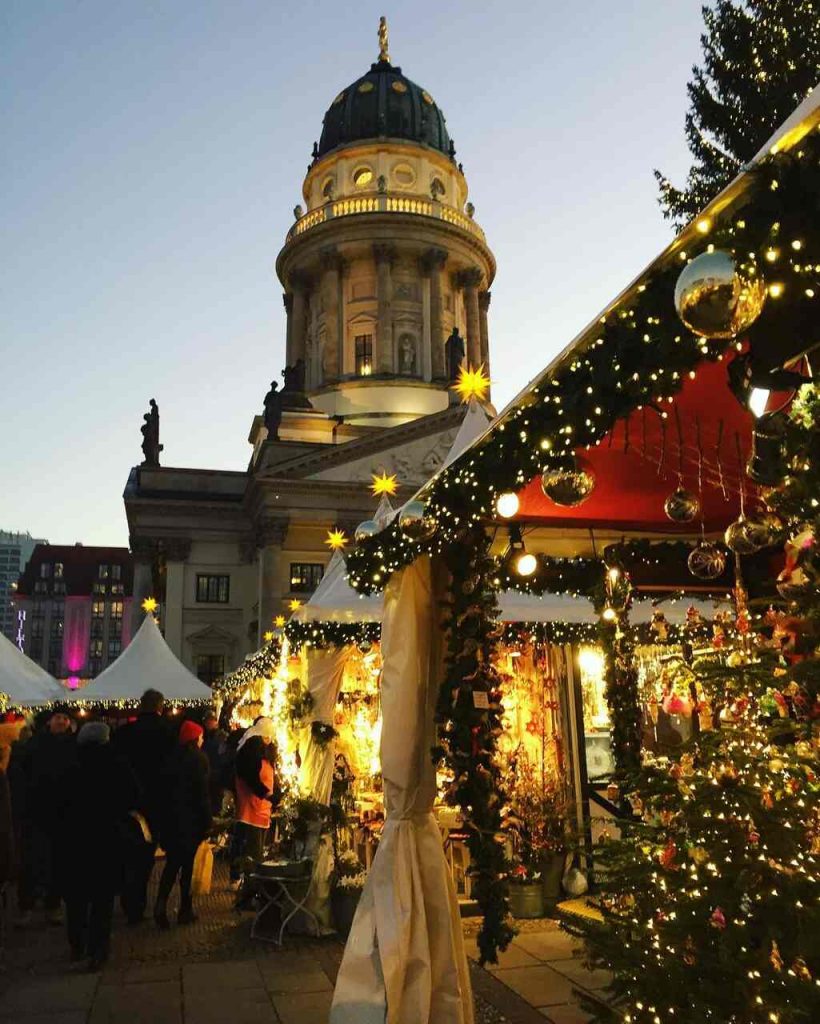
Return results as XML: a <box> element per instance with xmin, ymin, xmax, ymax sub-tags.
<box><xmin>0</xmin><ymin>629</ymin><xmax>65</xmax><ymax>709</ymax></box>
<box><xmin>69</xmin><ymin>612</ymin><xmax>213</xmax><ymax>709</ymax></box>
<box><xmin>333</xmin><ymin>88</ymin><xmax>820</xmax><ymax>1022</ymax></box>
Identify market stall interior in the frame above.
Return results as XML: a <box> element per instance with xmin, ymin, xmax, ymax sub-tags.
<box><xmin>328</xmin><ymin>87</ymin><xmax>820</xmax><ymax>1023</ymax></box>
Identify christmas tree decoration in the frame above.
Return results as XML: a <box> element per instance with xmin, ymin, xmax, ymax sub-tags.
<box><xmin>398</xmin><ymin>500</ymin><xmax>437</xmax><ymax>541</ymax></box>
<box><xmin>687</xmin><ymin>541</ymin><xmax>727</xmax><ymax>580</ymax></box>
<box><xmin>354</xmin><ymin>519</ymin><xmax>381</xmax><ymax>543</ymax></box>
<box><xmin>742</xmin><ymin>510</ymin><xmax>784</xmax><ymax>550</ymax></box>
<box><xmin>664</xmin><ymin>486</ymin><xmax>699</xmax><ymax>524</ymax></box>
<box><xmin>674</xmin><ymin>249</ymin><xmax>766</xmax><ymax>339</ymax></box>
<box><xmin>724</xmin><ymin>516</ymin><xmax>761</xmax><ymax>554</ymax></box>
<box><xmin>540</xmin><ymin>466</ymin><xmax>595</xmax><ymax>507</ymax></box>
<box><xmin>325</xmin><ymin>528</ymin><xmax>348</xmax><ymax>551</ymax></box>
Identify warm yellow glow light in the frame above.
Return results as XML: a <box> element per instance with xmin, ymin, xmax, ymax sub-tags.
<box><xmin>602</xmin><ymin>606</ymin><xmax>617</xmax><ymax>622</ymax></box>
<box><xmin>370</xmin><ymin>471</ymin><xmax>399</xmax><ymax>496</ymax></box>
<box><xmin>325</xmin><ymin>528</ymin><xmax>348</xmax><ymax>550</ymax></box>
<box><xmin>695</xmin><ymin>217</ymin><xmax>711</xmax><ymax>234</ymax></box>
<box><xmin>263</xmin><ymin>631</ymin><xmax>274</xmax><ymax>642</ymax></box>
<box><xmin>769</xmin><ymin>283</ymin><xmax>784</xmax><ymax>298</ymax></box>
<box><xmin>141</xmin><ymin>597</ymin><xmax>158</xmax><ymax>614</ymax></box>
<box><xmin>289</xmin><ymin>599</ymin><xmax>302</xmax><ymax>612</ymax></box>
<box><xmin>452</xmin><ymin>364</ymin><xmax>491</xmax><ymax>403</ymax></box>
<box><xmin>495</xmin><ymin>491</ymin><xmax>520</xmax><ymax>519</ymax></box>
<box><xmin>515</xmin><ymin>551</ymin><xmax>538</xmax><ymax>577</ymax></box>
<box><xmin>607</xmin><ymin>567</ymin><xmax>621</xmax><ymax>583</ymax></box>
<box><xmin>274</xmin><ymin>615</ymin><xmax>286</xmax><ymax>628</ymax></box>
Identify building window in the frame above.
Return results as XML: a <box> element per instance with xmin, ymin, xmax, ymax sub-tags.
<box><xmin>98</xmin><ymin>564</ymin><xmax>109</xmax><ymax>580</ymax></box>
<box><xmin>110</xmin><ymin>617</ymin><xmax>122</xmax><ymax>638</ymax></box>
<box><xmin>92</xmin><ymin>601</ymin><xmax>105</xmax><ymax>618</ymax></box>
<box><xmin>196</xmin><ymin>575</ymin><xmax>230</xmax><ymax>604</ymax></box>
<box><xmin>47</xmin><ymin>657</ymin><xmax>60</xmax><ymax>676</ymax></box>
<box><xmin>54</xmin><ymin>563</ymin><xmax>64</xmax><ymax>579</ymax></box>
<box><xmin>90</xmin><ymin>639</ymin><xmax>104</xmax><ymax>660</ymax></box>
<box><xmin>110</xmin><ymin>601</ymin><xmax>123</xmax><ymax>620</ymax></box>
<box><xmin>40</xmin><ymin>563</ymin><xmax>52</xmax><ymax>579</ymax></box>
<box><xmin>195</xmin><ymin>654</ymin><xmax>224</xmax><ymax>686</ymax></box>
<box><xmin>53</xmin><ymin>581</ymin><xmax>66</xmax><ymax>595</ymax></box>
<box><xmin>31</xmin><ymin>601</ymin><xmax>45</xmax><ymax>620</ymax></box>
<box><xmin>34</xmin><ymin>580</ymin><xmax>48</xmax><ymax>595</ymax></box>
<box><xmin>352</xmin><ymin>166</ymin><xmax>373</xmax><ymax>188</ymax></box>
<box><xmin>111</xmin><ymin>564</ymin><xmax>122</xmax><ymax>581</ymax></box>
<box><xmin>111</xmin><ymin>583</ymin><xmax>124</xmax><ymax>595</ymax></box>
<box><xmin>107</xmin><ymin>639</ymin><xmax>121</xmax><ymax>660</ymax></box>
<box><xmin>30</xmin><ymin>638</ymin><xmax>43</xmax><ymax>661</ymax></box>
<box><xmin>92</xmin><ymin>581</ymin><xmax>106</xmax><ymax>594</ymax></box>
<box><xmin>289</xmin><ymin>563</ymin><xmax>325</xmax><ymax>593</ymax></box>
<box><xmin>50</xmin><ymin>617</ymin><xmax>63</xmax><ymax>639</ymax></box>
<box><xmin>392</xmin><ymin>162</ymin><xmax>416</xmax><ymax>187</ymax></box>
<box><xmin>355</xmin><ymin>334</ymin><xmax>373</xmax><ymax>376</ymax></box>
<box><xmin>89</xmin><ymin>660</ymin><xmax>102</xmax><ymax>677</ymax></box>
<box><xmin>31</xmin><ymin>619</ymin><xmax>44</xmax><ymax>639</ymax></box>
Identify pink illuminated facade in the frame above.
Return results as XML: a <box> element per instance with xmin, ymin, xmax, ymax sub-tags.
<box><xmin>13</xmin><ymin>543</ymin><xmax>133</xmax><ymax>684</ymax></box>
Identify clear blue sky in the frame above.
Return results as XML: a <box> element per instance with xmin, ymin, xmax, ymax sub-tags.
<box><xmin>3</xmin><ymin>1</ymin><xmax>705</xmax><ymax>546</ymax></box>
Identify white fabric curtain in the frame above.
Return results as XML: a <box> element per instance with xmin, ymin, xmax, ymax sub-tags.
<box><xmin>330</xmin><ymin>556</ymin><xmax>474</xmax><ymax>1024</ymax></box>
<box><xmin>298</xmin><ymin>646</ymin><xmax>349</xmax><ymax>931</ymax></box>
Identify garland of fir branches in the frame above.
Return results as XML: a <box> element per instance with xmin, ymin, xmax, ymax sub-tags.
<box><xmin>434</xmin><ymin>528</ymin><xmax>515</xmax><ymax>965</ymax></box>
<box><xmin>284</xmin><ymin>619</ymin><xmax>381</xmax><ymax>652</ymax></box>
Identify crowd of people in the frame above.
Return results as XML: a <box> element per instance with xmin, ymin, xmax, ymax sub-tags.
<box><xmin>0</xmin><ymin>689</ymin><xmax>279</xmax><ymax>971</ymax></box>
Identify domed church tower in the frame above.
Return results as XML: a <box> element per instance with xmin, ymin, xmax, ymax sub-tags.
<box><xmin>275</xmin><ymin>18</ymin><xmax>495</xmax><ymax>428</ymax></box>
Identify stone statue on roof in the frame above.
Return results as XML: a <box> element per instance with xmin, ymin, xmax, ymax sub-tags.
<box><xmin>263</xmin><ymin>381</ymin><xmax>283</xmax><ymax>441</ymax></box>
<box><xmin>140</xmin><ymin>398</ymin><xmax>163</xmax><ymax>467</ymax></box>
<box><xmin>445</xmin><ymin>327</ymin><xmax>465</xmax><ymax>383</ymax></box>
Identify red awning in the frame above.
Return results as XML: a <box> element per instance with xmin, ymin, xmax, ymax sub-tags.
<box><xmin>516</xmin><ymin>355</ymin><xmax>769</xmax><ymax>532</ymax></box>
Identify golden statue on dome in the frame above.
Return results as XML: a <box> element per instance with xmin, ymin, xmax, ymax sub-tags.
<box><xmin>378</xmin><ymin>16</ymin><xmax>390</xmax><ymax>63</ymax></box>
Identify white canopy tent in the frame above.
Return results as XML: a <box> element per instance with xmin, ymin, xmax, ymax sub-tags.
<box><xmin>0</xmin><ymin>630</ymin><xmax>64</xmax><ymax>708</ymax></box>
<box><xmin>70</xmin><ymin>614</ymin><xmax>213</xmax><ymax>706</ymax></box>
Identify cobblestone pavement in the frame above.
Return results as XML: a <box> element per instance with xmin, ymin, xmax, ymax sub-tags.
<box><xmin>0</xmin><ymin>860</ymin><xmax>607</xmax><ymax>1023</ymax></box>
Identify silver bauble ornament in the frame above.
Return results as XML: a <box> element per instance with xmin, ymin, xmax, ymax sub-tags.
<box><xmin>674</xmin><ymin>250</ymin><xmax>766</xmax><ymax>339</ymax></box>
<box><xmin>724</xmin><ymin>516</ymin><xmax>760</xmax><ymax>554</ymax></box>
<box><xmin>687</xmin><ymin>542</ymin><xmax>727</xmax><ymax>580</ymax></box>
<box><xmin>742</xmin><ymin>511</ymin><xmax>784</xmax><ymax>550</ymax></box>
<box><xmin>398</xmin><ymin>500</ymin><xmax>437</xmax><ymax>541</ymax></box>
<box><xmin>354</xmin><ymin>519</ymin><xmax>380</xmax><ymax>543</ymax></box>
<box><xmin>776</xmin><ymin>567</ymin><xmax>813</xmax><ymax>602</ymax></box>
<box><xmin>664</xmin><ymin>487</ymin><xmax>699</xmax><ymax>524</ymax></box>
<box><xmin>357</xmin><ymin>639</ymin><xmax>373</xmax><ymax>655</ymax></box>
<box><xmin>541</xmin><ymin>467</ymin><xmax>595</xmax><ymax>507</ymax></box>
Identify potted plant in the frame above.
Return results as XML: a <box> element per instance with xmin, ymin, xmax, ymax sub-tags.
<box><xmin>330</xmin><ymin>849</ymin><xmax>366</xmax><ymax>937</ymax></box>
<box><xmin>507</xmin><ymin>860</ymin><xmax>545</xmax><ymax>919</ymax></box>
<box><xmin>507</xmin><ymin>757</ymin><xmax>569</xmax><ymax>915</ymax></box>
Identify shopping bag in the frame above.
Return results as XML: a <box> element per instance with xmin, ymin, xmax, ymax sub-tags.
<box><xmin>192</xmin><ymin>841</ymin><xmax>214</xmax><ymax>895</ymax></box>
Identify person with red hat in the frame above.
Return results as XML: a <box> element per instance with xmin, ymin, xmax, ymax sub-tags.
<box><xmin>153</xmin><ymin>719</ymin><xmax>211</xmax><ymax>929</ymax></box>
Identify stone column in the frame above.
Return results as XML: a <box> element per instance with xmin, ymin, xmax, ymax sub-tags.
<box><xmin>373</xmin><ymin>244</ymin><xmax>395</xmax><ymax>374</ymax></box>
<box><xmin>319</xmin><ymin>248</ymin><xmax>342</xmax><ymax>381</ymax></box>
<box><xmin>283</xmin><ymin>293</ymin><xmax>294</xmax><ymax>366</ymax></box>
<box><xmin>421</xmin><ymin>248</ymin><xmax>448</xmax><ymax>381</ymax></box>
<box><xmin>257</xmin><ymin>520</ymin><xmax>288</xmax><ymax>646</ymax></box>
<box><xmin>479</xmin><ymin>290</ymin><xmax>491</xmax><ymax>373</ymax></box>
<box><xmin>161</xmin><ymin>538</ymin><xmax>191</xmax><ymax>659</ymax></box>
<box><xmin>289</xmin><ymin>271</ymin><xmax>311</xmax><ymax>368</ymax></box>
<box><xmin>129</xmin><ymin>537</ymin><xmax>156</xmax><ymax>639</ymax></box>
<box><xmin>459</xmin><ymin>267</ymin><xmax>483</xmax><ymax>367</ymax></box>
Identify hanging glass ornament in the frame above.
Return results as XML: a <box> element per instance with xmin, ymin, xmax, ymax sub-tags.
<box><xmin>664</xmin><ymin>487</ymin><xmax>699</xmax><ymax>524</ymax></box>
<box><xmin>354</xmin><ymin>519</ymin><xmax>380</xmax><ymax>543</ymax></box>
<box><xmin>687</xmin><ymin>542</ymin><xmax>726</xmax><ymax>580</ymax></box>
<box><xmin>742</xmin><ymin>511</ymin><xmax>784</xmax><ymax>550</ymax></box>
<box><xmin>724</xmin><ymin>516</ymin><xmax>760</xmax><ymax>554</ymax></box>
<box><xmin>776</xmin><ymin>566</ymin><xmax>813</xmax><ymax>602</ymax></box>
<box><xmin>398</xmin><ymin>500</ymin><xmax>437</xmax><ymax>541</ymax></box>
<box><xmin>541</xmin><ymin>467</ymin><xmax>595</xmax><ymax>507</ymax></box>
<box><xmin>357</xmin><ymin>638</ymin><xmax>373</xmax><ymax>655</ymax></box>
<box><xmin>674</xmin><ymin>250</ymin><xmax>766</xmax><ymax>339</ymax></box>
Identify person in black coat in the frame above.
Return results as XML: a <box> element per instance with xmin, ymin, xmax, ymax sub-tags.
<box><xmin>13</xmin><ymin>707</ymin><xmax>77</xmax><ymax>924</ymax></box>
<box><xmin>154</xmin><ymin>719</ymin><xmax>211</xmax><ymax>929</ymax></box>
<box><xmin>59</xmin><ymin>722</ymin><xmax>140</xmax><ymax>969</ymax></box>
<box><xmin>112</xmin><ymin>688</ymin><xmax>173</xmax><ymax>924</ymax></box>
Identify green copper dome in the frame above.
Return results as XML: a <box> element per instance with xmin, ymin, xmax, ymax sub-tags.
<box><xmin>315</xmin><ymin>60</ymin><xmax>455</xmax><ymax>162</ymax></box>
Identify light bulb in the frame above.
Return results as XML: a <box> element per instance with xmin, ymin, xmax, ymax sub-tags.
<box><xmin>495</xmin><ymin>492</ymin><xmax>520</xmax><ymax>518</ymax></box>
<box><xmin>602</xmin><ymin>606</ymin><xmax>617</xmax><ymax>622</ymax></box>
<box><xmin>515</xmin><ymin>552</ymin><xmax>537</xmax><ymax>577</ymax></box>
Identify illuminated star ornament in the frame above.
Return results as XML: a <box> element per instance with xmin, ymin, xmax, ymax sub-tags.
<box><xmin>325</xmin><ymin>528</ymin><xmax>348</xmax><ymax>551</ymax></box>
<box><xmin>141</xmin><ymin>597</ymin><xmax>158</xmax><ymax>615</ymax></box>
<box><xmin>289</xmin><ymin>599</ymin><xmax>302</xmax><ymax>612</ymax></box>
<box><xmin>274</xmin><ymin>615</ymin><xmax>286</xmax><ymax>628</ymax></box>
<box><xmin>452</xmin><ymin>364</ymin><xmax>490</xmax><ymax>403</ymax></box>
<box><xmin>263</xmin><ymin>630</ymin><xmax>274</xmax><ymax>643</ymax></box>
<box><xmin>371</xmin><ymin>470</ymin><xmax>398</xmax><ymax>497</ymax></box>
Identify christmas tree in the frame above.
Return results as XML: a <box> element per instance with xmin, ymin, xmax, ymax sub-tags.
<box><xmin>656</xmin><ymin>0</ymin><xmax>820</xmax><ymax>225</ymax></box>
<box><xmin>568</xmin><ymin>386</ymin><xmax>820</xmax><ymax>1023</ymax></box>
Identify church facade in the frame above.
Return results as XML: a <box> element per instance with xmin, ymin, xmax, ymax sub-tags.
<box><xmin>123</xmin><ymin>23</ymin><xmax>496</xmax><ymax>682</ymax></box>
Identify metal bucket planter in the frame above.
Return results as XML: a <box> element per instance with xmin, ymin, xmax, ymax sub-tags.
<box><xmin>331</xmin><ymin>888</ymin><xmax>362</xmax><ymax>938</ymax></box>
<box><xmin>508</xmin><ymin>881</ymin><xmax>545</xmax><ymax>919</ymax></box>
